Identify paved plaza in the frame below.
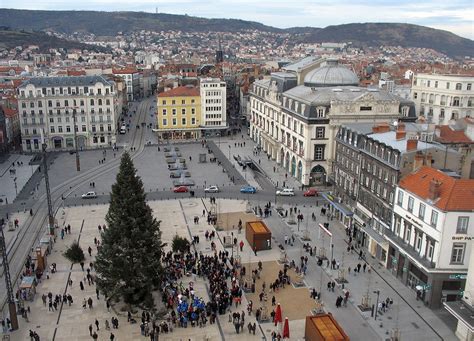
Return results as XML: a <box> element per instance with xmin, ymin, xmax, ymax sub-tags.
<box><xmin>2</xmin><ymin>196</ymin><xmax>458</xmax><ymax>341</ymax></box>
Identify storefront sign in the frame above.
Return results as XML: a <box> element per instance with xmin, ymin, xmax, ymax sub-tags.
<box><xmin>452</xmin><ymin>236</ymin><xmax>473</xmax><ymax>241</ymax></box>
<box><xmin>449</xmin><ymin>274</ymin><xmax>467</xmax><ymax>280</ymax></box>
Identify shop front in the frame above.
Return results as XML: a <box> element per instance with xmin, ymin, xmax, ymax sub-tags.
<box><xmin>321</xmin><ymin>193</ymin><xmax>353</xmax><ymax>229</ymax></box>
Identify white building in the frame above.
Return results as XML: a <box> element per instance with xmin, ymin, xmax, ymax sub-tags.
<box><xmin>112</xmin><ymin>68</ymin><xmax>141</xmax><ymax>102</ymax></box>
<box><xmin>200</xmin><ymin>78</ymin><xmax>227</xmax><ymax>130</ymax></box>
<box><xmin>387</xmin><ymin>166</ymin><xmax>474</xmax><ymax>308</ymax></box>
<box><xmin>17</xmin><ymin>76</ymin><xmax>119</xmax><ymax>151</ymax></box>
<box><xmin>250</xmin><ymin>58</ymin><xmax>416</xmax><ymax>186</ymax></box>
<box><xmin>410</xmin><ymin>74</ymin><xmax>474</xmax><ymax>125</ymax></box>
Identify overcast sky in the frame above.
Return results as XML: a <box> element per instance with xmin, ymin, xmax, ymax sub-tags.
<box><xmin>3</xmin><ymin>0</ymin><xmax>473</xmax><ymax>39</ymax></box>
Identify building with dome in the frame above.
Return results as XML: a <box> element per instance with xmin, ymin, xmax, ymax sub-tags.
<box><xmin>249</xmin><ymin>58</ymin><xmax>416</xmax><ymax>186</ymax></box>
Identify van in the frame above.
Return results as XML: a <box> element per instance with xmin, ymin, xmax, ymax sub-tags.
<box><xmin>120</xmin><ymin>125</ymin><xmax>126</xmax><ymax>134</ymax></box>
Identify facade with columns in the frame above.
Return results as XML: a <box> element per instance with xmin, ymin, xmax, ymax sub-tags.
<box><xmin>249</xmin><ymin>58</ymin><xmax>416</xmax><ymax>186</ymax></box>
<box><xmin>410</xmin><ymin>73</ymin><xmax>474</xmax><ymax>125</ymax></box>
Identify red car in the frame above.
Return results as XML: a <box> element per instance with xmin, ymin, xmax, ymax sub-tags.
<box><xmin>303</xmin><ymin>188</ymin><xmax>318</xmax><ymax>197</ymax></box>
<box><xmin>173</xmin><ymin>186</ymin><xmax>189</xmax><ymax>193</ymax></box>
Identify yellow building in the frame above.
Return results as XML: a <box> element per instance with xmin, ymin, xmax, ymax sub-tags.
<box><xmin>156</xmin><ymin>85</ymin><xmax>201</xmax><ymax>140</ymax></box>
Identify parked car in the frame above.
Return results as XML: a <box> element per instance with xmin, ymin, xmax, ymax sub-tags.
<box><xmin>81</xmin><ymin>191</ymin><xmax>97</xmax><ymax>199</ymax></box>
<box><xmin>204</xmin><ymin>185</ymin><xmax>220</xmax><ymax>193</ymax></box>
<box><xmin>303</xmin><ymin>188</ymin><xmax>318</xmax><ymax>197</ymax></box>
<box><xmin>240</xmin><ymin>185</ymin><xmax>257</xmax><ymax>194</ymax></box>
<box><xmin>173</xmin><ymin>186</ymin><xmax>189</xmax><ymax>193</ymax></box>
<box><xmin>276</xmin><ymin>188</ymin><xmax>295</xmax><ymax>196</ymax></box>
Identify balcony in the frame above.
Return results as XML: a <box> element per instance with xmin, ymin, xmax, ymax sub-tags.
<box><xmin>384</xmin><ymin>228</ymin><xmax>436</xmax><ymax>269</ymax></box>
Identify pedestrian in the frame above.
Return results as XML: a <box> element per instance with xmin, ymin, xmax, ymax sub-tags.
<box><xmin>95</xmin><ymin>319</ymin><xmax>100</xmax><ymax>331</ymax></box>
<box><xmin>363</xmin><ymin>263</ymin><xmax>367</xmax><ymax>272</ymax></box>
<box><xmin>110</xmin><ymin>333</ymin><xmax>115</xmax><ymax>340</ymax></box>
<box><xmin>88</xmin><ymin>246</ymin><xmax>92</xmax><ymax>257</ymax></box>
<box><xmin>357</xmin><ymin>263</ymin><xmax>362</xmax><ymax>273</ymax></box>
<box><xmin>88</xmin><ymin>324</ymin><xmax>93</xmax><ymax>336</ymax></box>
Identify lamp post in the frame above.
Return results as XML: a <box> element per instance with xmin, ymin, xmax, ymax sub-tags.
<box><xmin>228</xmin><ymin>145</ymin><xmax>231</xmax><ymax>159</ymax></box>
<box><xmin>204</xmin><ymin>180</ymin><xmax>207</xmax><ymax>198</ymax></box>
<box><xmin>13</xmin><ymin>177</ymin><xmax>17</xmax><ymax>196</ymax></box>
<box><xmin>72</xmin><ymin>109</ymin><xmax>81</xmax><ymax>171</ymax></box>
<box><xmin>331</xmin><ymin>243</ymin><xmax>334</xmax><ymax>262</ymax></box>
<box><xmin>374</xmin><ymin>290</ymin><xmax>380</xmax><ymax>320</ymax></box>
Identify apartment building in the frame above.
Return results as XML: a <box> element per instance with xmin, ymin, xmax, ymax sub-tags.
<box><xmin>17</xmin><ymin>76</ymin><xmax>119</xmax><ymax>151</ymax></box>
<box><xmin>410</xmin><ymin>74</ymin><xmax>474</xmax><ymax>125</ymax></box>
<box><xmin>112</xmin><ymin>68</ymin><xmax>141</xmax><ymax>102</ymax></box>
<box><xmin>156</xmin><ymin>85</ymin><xmax>201</xmax><ymax>140</ymax></box>
<box><xmin>250</xmin><ymin>58</ymin><xmax>416</xmax><ymax>186</ymax></box>
<box><xmin>333</xmin><ymin>122</ymin><xmax>462</xmax><ymax>264</ymax></box>
<box><xmin>387</xmin><ymin>167</ymin><xmax>474</xmax><ymax>308</ymax></box>
<box><xmin>200</xmin><ymin>78</ymin><xmax>227</xmax><ymax>132</ymax></box>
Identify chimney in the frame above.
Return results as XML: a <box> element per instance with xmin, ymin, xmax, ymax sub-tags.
<box><xmin>413</xmin><ymin>151</ymin><xmax>424</xmax><ymax>171</ymax></box>
<box><xmin>406</xmin><ymin>139</ymin><xmax>418</xmax><ymax>151</ymax></box>
<box><xmin>428</xmin><ymin>179</ymin><xmax>442</xmax><ymax>201</ymax></box>
<box><xmin>396</xmin><ymin>130</ymin><xmax>406</xmax><ymax>140</ymax></box>
<box><xmin>425</xmin><ymin>152</ymin><xmax>433</xmax><ymax>166</ymax></box>
<box><xmin>378</xmin><ymin>123</ymin><xmax>390</xmax><ymax>133</ymax></box>
<box><xmin>397</xmin><ymin>122</ymin><xmax>406</xmax><ymax>132</ymax></box>
<box><xmin>372</xmin><ymin>125</ymin><xmax>380</xmax><ymax>133</ymax></box>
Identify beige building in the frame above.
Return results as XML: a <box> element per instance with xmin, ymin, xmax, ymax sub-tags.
<box><xmin>18</xmin><ymin>76</ymin><xmax>119</xmax><ymax>151</ymax></box>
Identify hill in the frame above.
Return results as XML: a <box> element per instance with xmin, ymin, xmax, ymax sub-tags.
<box><xmin>296</xmin><ymin>23</ymin><xmax>473</xmax><ymax>59</ymax></box>
<box><xmin>0</xmin><ymin>9</ymin><xmax>279</xmax><ymax>36</ymax></box>
<box><xmin>0</xmin><ymin>9</ymin><xmax>472</xmax><ymax>58</ymax></box>
<box><xmin>0</xmin><ymin>27</ymin><xmax>109</xmax><ymax>52</ymax></box>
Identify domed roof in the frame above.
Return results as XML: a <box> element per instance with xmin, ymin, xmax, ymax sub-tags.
<box><xmin>304</xmin><ymin>60</ymin><xmax>359</xmax><ymax>87</ymax></box>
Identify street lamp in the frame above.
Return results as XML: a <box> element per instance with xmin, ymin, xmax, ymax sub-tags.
<box><xmin>13</xmin><ymin>177</ymin><xmax>17</xmax><ymax>196</ymax></box>
<box><xmin>228</xmin><ymin>145</ymin><xmax>231</xmax><ymax>159</ymax></box>
<box><xmin>374</xmin><ymin>290</ymin><xmax>380</xmax><ymax>320</ymax></box>
<box><xmin>331</xmin><ymin>243</ymin><xmax>334</xmax><ymax>262</ymax></box>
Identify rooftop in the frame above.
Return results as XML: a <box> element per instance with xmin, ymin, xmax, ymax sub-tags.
<box><xmin>399</xmin><ymin>166</ymin><xmax>474</xmax><ymax>212</ymax></box>
<box><xmin>436</xmin><ymin>125</ymin><xmax>473</xmax><ymax>144</ymax></box>
<box><xmin>282</xmin><ymin>56</ymin><xmax>321</xmax><ymax>72</ymax></box>
<box><xmin>158</xmin><ymin>85</ymin><xmax>200</xmax><ymax>98</ymax></box>
<box><xmin>19</xmin><ymin>75</ymin><xmax>113</xmax><ymax>88</ymax></box>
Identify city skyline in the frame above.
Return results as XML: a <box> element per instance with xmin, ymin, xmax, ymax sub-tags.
<box><xmin>2</xmin><ymin>0</ymin><xmax>473</xmax><ymax>39</ymax></box>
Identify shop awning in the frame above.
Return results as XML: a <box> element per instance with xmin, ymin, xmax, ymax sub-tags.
<box><xmin>322</xmin><ymin>193</ymin><xmax>353</xmax><ymax>217</ymax></box>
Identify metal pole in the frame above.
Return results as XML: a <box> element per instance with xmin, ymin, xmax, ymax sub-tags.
<box><xmin>331</xmin><ymin>244</ymin><xmax>334</xmax><ymax>261</ymax></box>
<box><xmin>0</xmin><ymin>222</ymin><xmax>19</xmax><ymax>330</ymax></box>
<box><xmin>42</xmin><ymin>143</ymin><xmax>55</xmax><ymax>235</ymax></box>
<box><xmin>374</xmin><ymin>290</ymin><xmax>380</xmax><ymax>320</ymax></box>
<box><xmin>73</xmin><ymin>110</ymin><xmax>81</xmax><ymax>171</ymax></box>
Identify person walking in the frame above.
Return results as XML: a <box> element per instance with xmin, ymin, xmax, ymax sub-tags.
<box><xmin>363</xmin><ymin>263</ymin><xmax>367</xmax><ymax>272</ymax></box>
<box><xmin>95</xmin><ymin>319</ymin><xmax>99</xmax><ymax>331</ymax></box>
<box><xmin>88</xmin><ymin>324</ymin><xmax>93</xmax><ymax>336</ymax></box>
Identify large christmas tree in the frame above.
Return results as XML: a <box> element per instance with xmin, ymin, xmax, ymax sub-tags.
<box><xmin>95</xmin><ymin>152</ymin><xmax>163</xmax><ymax>307</ymax></box>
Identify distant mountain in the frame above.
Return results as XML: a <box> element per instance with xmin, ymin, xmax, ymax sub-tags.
<box><xmin>296</xmin><ymin>23</ymin><xmax>474</xmax><ymax>59</ymax></box>
<box><xmin>0</xmin><ymin>27</ymin><xmax>109</xmax><ymax>52</ymax></box>
<box><xmin>0</xmin><ymin>9</ymin><xmax>472</xmax><ymax>58</ymax></box>
<box><xmin>0</xmin><ymin>9</ymin><xmax>279</xmax><ymax>35</ymax></box>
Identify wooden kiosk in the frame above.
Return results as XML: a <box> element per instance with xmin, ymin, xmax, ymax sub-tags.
<box><xmin>305</xmin><ymin>314</ymin><xmax>350</xmax><ymax>341</ymax></box>
<box><xmin>245</xmin><ymin>221</ymin><xmax>271</xmax><ymax>251</ymax></box>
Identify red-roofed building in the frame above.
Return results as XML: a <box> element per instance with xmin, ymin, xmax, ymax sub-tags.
<box><xmin>388</xmin><ymin>166</ymin><xmax>474</xmax><ymax>308</ymax></box>
<box><xmin>112</xmin><ymin>68</ymin><xmax>141</xmax><ymax>101</ymax></box>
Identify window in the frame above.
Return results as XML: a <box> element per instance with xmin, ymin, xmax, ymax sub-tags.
<box><xmin>172</xmin><ymin>118</ymin><xmax>177</xmax><ymax>126</ymax></box>
<box><xmin>405</xmin><ymin>226</ymin><xmax>411</xmax><ymax>243</ymax></box>
<box><xmin>314</xmin><ymin>145</ymin><xmax>325</xmax><ymax>161</ymax></box>
<box><xmin>430</xmin><ymin>210</ymin><xmax>438</xmax><ymax>228</ymax></box>
<box><xmin>58</xmin><ymin>126</ymin><xmax>63</xmax><ymax>133</ymax></box>
<box><xmin>181</xmin><ymin>99</ymin><xmax>186</xmax><ymax>104</ymax></box>
<box><xmin>457</xmin><ymin>217</ymin><xmax>469</xmax><ymax>234</ymax></box>
<box><xmin>416</xmin><ymin>233</ymin><xmax>422</xmax><ymax>251</ymax></box>
<box><xmin>172</xmin><ymin>109</ymin><xmax>176</xmax><ymax>115</ymax></box>
<box><xmin>182</xmin><ymin>108</ymin><xmax>186</xmax><ymax>115</ymax></box>
<box><xmin>66</xmin><ymin>126</ymin><xmax>71</xmax><ymax>133</ymax></box>
<box><xmin>82</xmin><ymin>125</ymin><xmax>86</xmax><ymax>132</ymax></box>
<box><xmin>50</xmin><ymin>127</ymin><xmax>55</xmax><ymax>133</ymax></box>
<box><xmin>434</xmin><ymin>81</ymin><xmax>438</xmax><ymax>88</ymax></box>
<box><xmin>456</xmin><ymin>83</ymin><xmax>462</xmax><ymax>90</ymax></box>
<box><xmin>316</xmin><ymin>127</ymin><xmax>325</xmax><ymax>139</ymax></box>
<box><xmin>413</xmin><ymin>92</ymin><xmax>418</xmax><ymax>99</ymax></box>
<box><xmin>162</xmin><ymin>100</ymin><xmax>166</xmax><ymax>105</ymax></box>
<box><xmin>191</xmin><ymin>108</ymin><xmax>196</xmax><ymax>115</ymax></box>
<box><xmin>397</xmin><ymin>190</ymin><xmax>404</xmax><ymax>206</ymax></box>
<box><xmin>407</xmin><ymin>196</ymin><xmax>415</xmax><ymax>212</ymax></box>
<box><xmin>317</xmin><ymin>108</ymin><xmax>325</xmax><ymax>118</ymax></box>
<box><xmin>451</xmin><ymin>243</ymin><xmax>465</xmax><ymax>264</ymax></box>
<box><xmin>162</xmin><ymin>119</ymin><xmax>167</xmax><ymax>126</ymax></box>
<box><xmin>171</xmin><ymin>100</ymin><xmax>176</xmax><ymax>105</ymax></box>
<box><xmin>418</xmin><ymin>203</ymin><xmax>425</xmax><ymax>220</ymax></box>
<box><xmin>446</xmin><ymin>82</ymin><xmax>450</xmax><ymax>89</ymax></box>
<box><xmin>162</xmin><ymin>109</ymin><xmax>167</xmax><ymax>115</ymax></box>
<box><xmin>453</xmin><ymin>97</ymin><xmax>460</xmax><ymax>106</ymax></box>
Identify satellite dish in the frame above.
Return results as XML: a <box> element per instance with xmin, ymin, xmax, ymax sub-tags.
<box><xmin>393</xmin><ymin>120</ymin><xmax>398</xmax><ymax>127</ymax></box>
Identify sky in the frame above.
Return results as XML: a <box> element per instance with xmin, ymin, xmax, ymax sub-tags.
<box><xmin>3</xmin><ymin>0</ymin><xmax>474</xmax><ymax>39</ymax></box>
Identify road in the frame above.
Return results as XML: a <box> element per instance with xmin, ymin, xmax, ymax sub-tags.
<box><xmin>0</xmin><ymin>97</ymin><xmax>154</xmax><ymax>313</ymax></box>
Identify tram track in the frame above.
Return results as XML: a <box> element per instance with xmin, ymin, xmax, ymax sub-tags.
<box><xmin>0</xmin><ymin>97</ymin><xmax>151</xmax><ymax>312</ymax></box>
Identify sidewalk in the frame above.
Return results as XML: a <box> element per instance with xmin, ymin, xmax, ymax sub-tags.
<box><xmin>261</xmin><ymin>203</ymin><xmax>457</xmax><ymax>341</ymax></box>
<box><xmin>0</xmin><ymin>154</ymin><xmax>38</xmax><ymax>205</ymax></box>
<box><xmin>214</xmin><ymin>135</ymin><xmax>301</xmax><ymax>190</ymax></box>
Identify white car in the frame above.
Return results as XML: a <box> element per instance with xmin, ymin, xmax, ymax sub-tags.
<box><xmin>204</xmin><ymin>185</ymin><xmax>220</xmax><ymax>193</ymax></box>
<box><xmin>276</xmin><ymin>188</ymin><xmax>295</xmax><ymax>196</ymax></box>
<box><xmin>81</xmin><ymin>191</ymin><xmax>97</xmax><ymax>199</ymax></box>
